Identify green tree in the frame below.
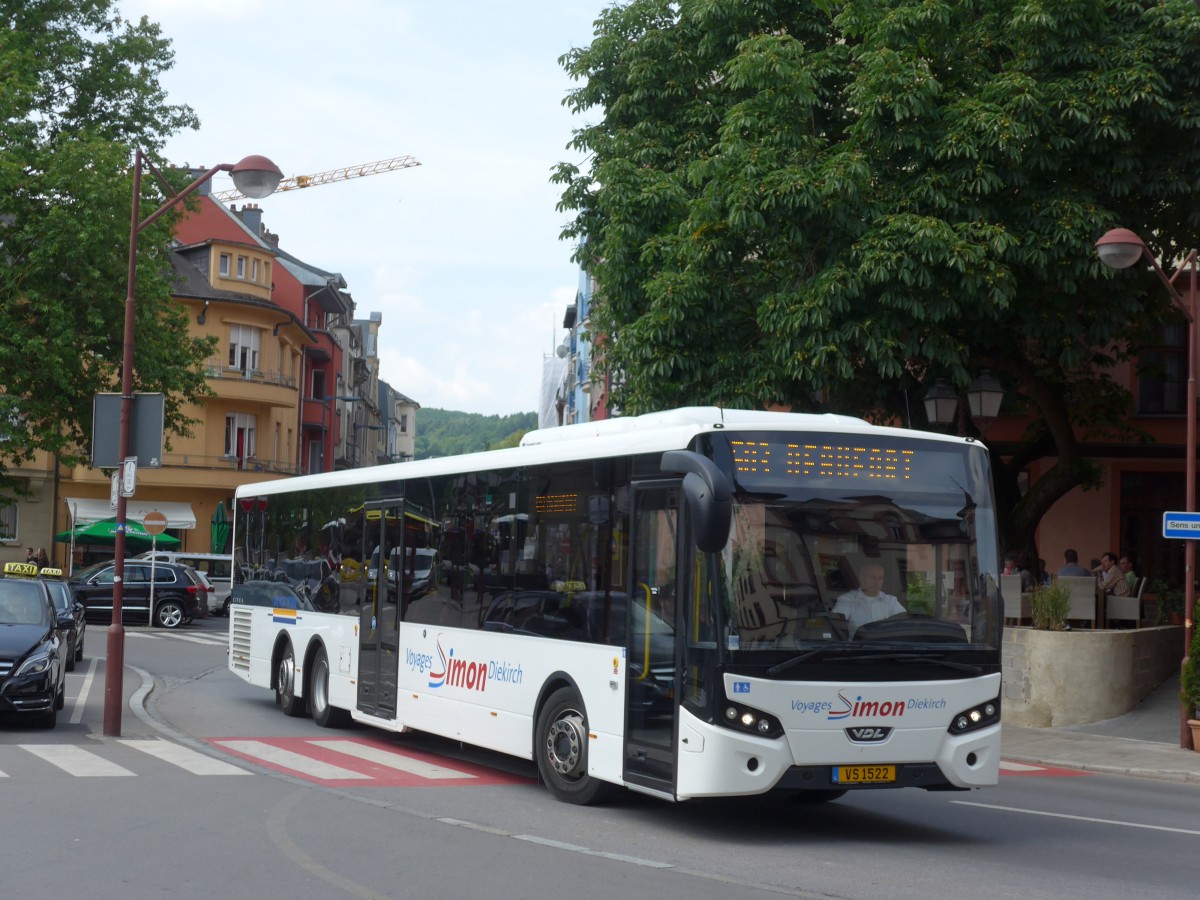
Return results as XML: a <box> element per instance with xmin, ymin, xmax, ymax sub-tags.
<box><xmin>555</xmin><ymin>0</ymin><xmax>1200</xmax><ymax>552</ymax></box>
<box><xmin>0</xmin><ymin>0</ymin><xmax>206</xmax><ymax>498</ymax></box>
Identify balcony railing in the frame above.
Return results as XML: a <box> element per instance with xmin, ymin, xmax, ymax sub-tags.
<box><xmin>159</xmin><ymin>453</ymin><xmax>297</xmax><ymax>475</ymax></box>
<box><xmin>204</xmin><ymin>360</ymin><xmax>298</xmax><ymax>389</ymax></box>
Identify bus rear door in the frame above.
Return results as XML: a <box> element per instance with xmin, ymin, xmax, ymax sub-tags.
<box><xmin>624</xmin><ymin>481</ymin><xmax>682</xmax><ymax>795</ymax></box>
<box><xmin>358</xmin><ymin>499</ymin><xmax>403</xmax><ymax>718</ymax></box>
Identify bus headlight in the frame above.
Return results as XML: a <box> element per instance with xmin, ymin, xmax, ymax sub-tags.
<box><xmin>720</xmin><ymin>701</ymin><xmax>782</xmax><ymax>739</ymax></box>
<box><xmin>948</xmin><ymin>697</ymin><xmax>1000</xmax><ymax>735</ymax></box>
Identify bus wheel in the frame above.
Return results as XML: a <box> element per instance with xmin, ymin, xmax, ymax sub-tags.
<box><xmin>276</xmin><ymin>642</ymin><xmax>307</xmax><ymax>718</ymax></box>
<box><xmin>535</xmin><ymin>687</ymin><xmax>612</xmax><ymax>805</ymax></box>
<box><xmin>311</xmin><ymin>646</ymin><xmax>349</xmax><ymax>728</ymax></box>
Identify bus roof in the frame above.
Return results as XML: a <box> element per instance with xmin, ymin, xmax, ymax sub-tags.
<box><xmin>234</xmin><ymin>406</ymin><xmax>979</xmax><ymax>500</ymax></box>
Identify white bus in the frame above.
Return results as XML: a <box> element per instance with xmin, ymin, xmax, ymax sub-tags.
<box><xmin>228</xmin><ymin>407</ymin><xmax>1002</xmax><ymax>804</ymax></box>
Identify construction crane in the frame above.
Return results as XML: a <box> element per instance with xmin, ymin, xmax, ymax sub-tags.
<box><xmin>213</xmin><ymin>155</ymin><xmax>420</xmax><ymax>202</ymax></box>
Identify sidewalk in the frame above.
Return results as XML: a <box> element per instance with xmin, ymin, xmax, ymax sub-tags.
<box><xmin>1001</xmin><ymin>675</ymin><xmax>1200</xmax><ymax>784</ymax></box>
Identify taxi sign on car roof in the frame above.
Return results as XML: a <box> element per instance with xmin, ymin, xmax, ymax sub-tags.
<box><xmin>39</xmin><ymin>567</ymin><xmax>64</xmax><ymax>578</ymax></box>
<box><xmin>4</xmin><ymin>561</ymin><xmax>39</xmax><ymax>577</ymax></box>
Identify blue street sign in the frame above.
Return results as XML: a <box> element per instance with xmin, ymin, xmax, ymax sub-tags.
<box><xmin>1163</xmin><ymin>511</ymin><xmax>1200</xmax><ymax>539</ymax></box>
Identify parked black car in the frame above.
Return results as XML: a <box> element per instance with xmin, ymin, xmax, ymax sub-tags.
<box><xmin>0</xmin><ymin>562</ymin><xmax>67</xmax><ymax>728</ymax></box>
<box><xmin>39</xmin><ymin>568</ymin><xmax>86</xmax><ymax>671</ymax></box>
<box><xmin>69</xmin><ymin>560</ymin><xmax>203</xmax><ymax>629</ymax></box>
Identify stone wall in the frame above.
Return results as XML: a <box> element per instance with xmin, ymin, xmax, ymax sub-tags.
<box><xmin>1002</xmin><ymin>625</ymin><xmax>1182</xmax><ymax>727</ymax></box>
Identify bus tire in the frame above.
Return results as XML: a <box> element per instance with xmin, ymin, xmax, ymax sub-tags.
<box><xmin>535</xmin><ymin>687</ymin><xmax>612</xmax><ymax>805</ymax></box>
<box><xmin>311</xmin><ymin>645</ymin><xmax>349</xmax><ymax>728</ymax></box>
<box><xmin>276</xmin><ymin>642</ymin><xmax>308</xmax><ymax>718</ymax></box>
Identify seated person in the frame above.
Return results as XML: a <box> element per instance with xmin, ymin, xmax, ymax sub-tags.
<box><xmin>833</xmin><ymin>562</ymin><xmax>905</xmax><ymax>638</ymax></box>
<box><xmin>1095</xmin><ymin>551</ymin><xmax>1129</xmax><ymax>597</ymax></box>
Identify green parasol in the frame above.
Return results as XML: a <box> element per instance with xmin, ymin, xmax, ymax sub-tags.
<box><xmin>55</xmin><ymin>516</ymin><xmax>180</xmax><ymax>549</ymax></box>
<box><xmin>211</xmin><ymin>503</ymin><xmax>231</xmax><ymax>554</ymax></box>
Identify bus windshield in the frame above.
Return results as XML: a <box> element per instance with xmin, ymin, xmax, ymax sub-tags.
<box><xmin>707</xmin><ymin>431</ymin><xmax>1000</xmax><ymax>657</ymax></box>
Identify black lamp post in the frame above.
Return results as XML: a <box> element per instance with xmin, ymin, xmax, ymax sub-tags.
<box><xmin>923</xmin><ymin>379</ymin><xmax>959</xmax><ymax>427</ymax></box>
<box><xmin>924</xmin><ymin>373</ymin><xmax>1005</xmax><ymax>433</ymax></box>
<box><xmin>105</xmin><ymin>151</ymin><xmax>282</xmax><ymax>737</ymax></box>
<box><xmin>1096</xmin><ymin>226</ymin><xmax>1197</xmax><ymax>750</ymax></box>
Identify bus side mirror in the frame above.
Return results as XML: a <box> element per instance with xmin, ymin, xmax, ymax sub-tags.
<box><xmin>661</xmin><ymin>450</ymin><xmax>732</xmax><ymax>553</ymax></box>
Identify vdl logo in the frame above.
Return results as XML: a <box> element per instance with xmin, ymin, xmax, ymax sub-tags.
<box><xmin>846</xmin><ymin>726</ymin><xmax>892</xmax><ymax>743</ymax></box>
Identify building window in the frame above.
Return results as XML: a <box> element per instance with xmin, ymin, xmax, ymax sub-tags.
<box><xmin>228</xmin><ymin>325</ymin><xmax>260</xmax><ymax>373</ymax></box>
<box><xmin>219</xmin><ymin>253</ymin><xmax>230</xmax><ymax>276</ymax></box>
<box><xmin>399</xmin><ymin>414</ymin><xmax>408</xmax><ymax>433</ymax></box>
<box><xmin>236</xmin><ymin>256</ymin><xmax>247</xmax><ymax>279</ymax></box>
<box><xmin>312</xmin><ymin>369</ymin><xmax>327</xmax><ymax>401</ymax></box>
<box><xmin>251</xmin><ymin>258</ymin><xmax>260</xmax><ymax>282</ymax></box>
<box><xmin>224</xmin><ymin>413</ymin><xmax>257</xmax><ymax>462</ymax></box>
<box><xmin>0</xmin><ymin>502</ymin><xmax>16</xmax><ymax>542</ymax></box>
<box><xmin>1138</xmin><ymin>321</ymin><xmax>1187</xmax><ymax>415</ymax></box>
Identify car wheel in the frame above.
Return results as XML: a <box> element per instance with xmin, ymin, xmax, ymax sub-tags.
<box><xmin>535</xmin><ymin>687</ymin><xmax>613</xmax><ymax>805</ymax></box>
<box><xmin>55</xmin><ymin>678</ymin><xmax>65</xmax><ymax>710</ymax></box>
<box><xmin>311</xmin><ymin>646</ymin><xmax>350</xmax><ymax>728</ymax></box>
<box><xmin>275</xmin><ymin>642</ymin><xmax>307</xmax><ymax>718</ymax></box>
<box><xmin>155</xmin><ymin>600</ymin><xmax>185</xmax><ymax>629</ymax></box>
<box><xmin>37</xmin><ymin>705</ymin><xmax>58</xmax><ymax>729</ymax></box>
<box><xmin>221</xmin><ymin>597</ymin><xmax>231</xmax><ymax>617</ymax></box>
<box><xmin>75</xmin><ymin>633</ymin><xmax>84</xmax><ymax>662</ymax></box>
<box><xmin>66</xmin><ymin>641</ymin><xmax>76</xmax><ymax>672</ymax></box>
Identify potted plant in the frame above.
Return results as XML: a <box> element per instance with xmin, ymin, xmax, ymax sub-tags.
<box><xmin>1183</xmin><ymin>627</ymin><xmax>1200</xmax><ymax>750</ymax></box>
<box><xmin>1030</xmin><ymin>581</ymin><xmax>1071</xmax><ymax>631</ymax></box>
<box><xmin>1148</xmin><ymin>579</ymin><xmax>1184</xmax><ymax>626</ymax></box>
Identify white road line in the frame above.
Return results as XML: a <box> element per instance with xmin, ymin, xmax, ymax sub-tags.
<box><xmin>118</xmin><ymin>739</ymin><xmax>250</xmax><ymax>776</ymax></box>
<box><xmin>308</xmin><ymin>739</ymin><xmax>477</xmax><ymax>779</ymax></box>
<box><xmin>952</xmin><ymin>800</ymin><xmax>1200</xmax><ymax>835</ymax></box>
<box><xmin>999</xmin><ymin>760</ymin><xmax>1043</xmax><ymax>772</ymax></box>
<box><xmin>20</xmin><ymin>744</ymin><xmax>135</xmax><ymax>777</ymax></box>
<box><xmin>125</xmin><ymin>631</ymin><xmax>226</xmax><ymax>645</ymax></box>
<box><xmin>215</xmin><ymin>740</ymin><xmax>372</xmax><ymax>780</ymax></box>
<box><xmin>70</xmin><ymin>656</ymin><xmax>100</xmax><ymax>724</ymax></box>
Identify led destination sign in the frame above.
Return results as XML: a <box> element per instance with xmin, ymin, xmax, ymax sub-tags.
<box><xmin>730</xmin><ymin>439</ymin><xmax>915</xmax><ymax>482</ymax></box>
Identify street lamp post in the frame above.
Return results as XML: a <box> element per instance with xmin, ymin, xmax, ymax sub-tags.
<box><xmin>1096</xmin><ymin>226</ymin><xmax>1197</xmax><ymax>751</ymax></box>
<box><xmin>105</xmin><ymin>150</ymin><xmax>282</xmax><ymax>736</ymax></box>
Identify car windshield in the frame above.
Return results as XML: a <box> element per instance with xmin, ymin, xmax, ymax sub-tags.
<box><xmin>44</xmin><ymin>581</ymin><xmax>74</xmax><ymax>613</ymax></box>
<box><xmin>0</xmin><ymin>582</ymin><xmax>50</xmax><ymax>626</ymax></box>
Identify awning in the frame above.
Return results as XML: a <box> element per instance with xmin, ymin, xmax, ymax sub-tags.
<box><xmin>64</xmin><ymin>497</ymin><xmax>197</xmax><ymax>530</ymax></box>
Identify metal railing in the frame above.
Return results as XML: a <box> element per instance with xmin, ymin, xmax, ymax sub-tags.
<box><xmin>204</xmin><ymin>360</ymin><xmax>298</xmax><ymax>389</ymax></box>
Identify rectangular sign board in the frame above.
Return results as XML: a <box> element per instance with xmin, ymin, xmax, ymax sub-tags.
<box><xmin>1162</xmin><ymin>511</ymin><xmax>1200</xmax><ymax>539</ymax></box>
<box><xmin>91</xmin><ymin>393</ymin><xmax>164</xmax><ymax>469</ymax></box>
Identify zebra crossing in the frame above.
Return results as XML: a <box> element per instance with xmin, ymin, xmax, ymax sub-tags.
<box><xmin>1</xmin><ymin>731</ymin><xmax>1076</xmax><ymax>783</ymax></box>
<box><xmin>125</xmin><ymin>628</ymin><xmax>229</xmax><ymax>647</ymax></box>
<box><xmin>0</xmin><ymin>734</ymin><xmax>535</xmax><ymax>787</ymax></box>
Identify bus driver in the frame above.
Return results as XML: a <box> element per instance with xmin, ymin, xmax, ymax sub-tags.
<box><xmin>833</xmin><ymin>561</ymin><xmax>905</xmax><ymax>638</ymax></box>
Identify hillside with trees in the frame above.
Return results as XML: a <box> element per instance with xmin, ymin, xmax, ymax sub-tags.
<box><xmin>414</xmin><ymin>409</ymin><xmax>537</xmax><ymax>459</ymax></box>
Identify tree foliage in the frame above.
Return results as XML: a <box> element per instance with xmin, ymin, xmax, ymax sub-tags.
<box><xmin>556</xmin><ymin>0</ymin><xmax>1200</xmax><ymax>550</ymax></box>
<box><xmin>0</xmin><ymin>0</ymin><xmax>206</xmax><ymax>498</ymax></box>
<box><xmin>414</xmin><ymin>408</ymin><xmax>537</xmax><ymax>459</ymax></box>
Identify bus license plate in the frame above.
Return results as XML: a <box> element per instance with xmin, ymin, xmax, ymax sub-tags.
<box><xmin>833</xmin><ymin>765</ymin><xmax>896</xmax><ymax>784</ymax></box>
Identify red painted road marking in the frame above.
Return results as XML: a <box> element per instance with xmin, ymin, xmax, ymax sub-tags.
<box><xmin>1000</xmin><ymin>760</ymin><xmax>1090</xmax><ymax>777</ymax></box>
<box><xmin>207</xmin><ymin>735</ymin><xmax>536</xmax><ymax>788</ymax></box>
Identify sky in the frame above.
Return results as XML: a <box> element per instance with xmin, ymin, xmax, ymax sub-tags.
<box><xmin>117</xmin><ymin>0</ymin><xmax>605</xmax><ymax>417</ymax></box>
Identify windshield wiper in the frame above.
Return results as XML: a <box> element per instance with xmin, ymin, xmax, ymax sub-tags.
<box><xmin>836</xmin><ymin>653</ymin><xmax>982</xmax><ymax>675</ymax></box>
<box><xmin>766</xmin><ymin>644</ymin><xmax>868</xmax><ymax>676</ymax></box>
<box><xmin>766</xmin><ymin>647</ymin><xmax>981</xmax><ymax>677</ymax></box>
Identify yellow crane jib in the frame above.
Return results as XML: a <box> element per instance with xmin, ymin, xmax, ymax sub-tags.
<box><xmin>213</xmin><ymin>155</ymin><xmax>421</xmax><ymax>202</ymax></box>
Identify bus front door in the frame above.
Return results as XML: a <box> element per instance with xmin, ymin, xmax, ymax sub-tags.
<box><xmin>357</xmin><ymin>500</ymin><xmax>402</xmax><ymax>718</ymax></box>
<box><xmin>624</xmin><ymin>482</ymin><xmax>681</xmax><ymax>794</ymax></box>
